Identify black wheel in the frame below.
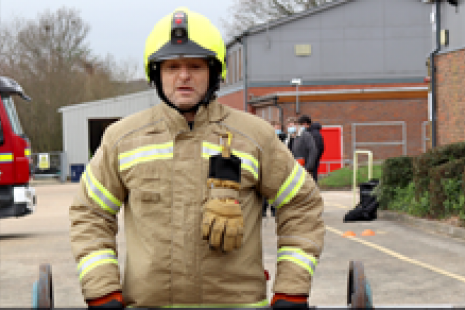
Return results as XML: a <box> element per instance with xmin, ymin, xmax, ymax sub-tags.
<box><xmin>347</xmin><ymin>261</ymin><xmax>373</xmax><ymax>309</ymax></box>
<box><xmin>33</xmin><ymin>264</ymin><xmax>53</xmax><ymax>309</ymax></box>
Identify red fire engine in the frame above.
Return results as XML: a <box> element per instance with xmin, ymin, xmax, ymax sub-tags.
<box><xmin>0</xmin><ymin>76</ymin><xmax>36</xmax><ymax>219</ymax></box>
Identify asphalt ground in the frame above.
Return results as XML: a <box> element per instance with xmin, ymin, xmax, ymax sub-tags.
<box><xmin>0</xmin><ymin>183</ymin><xmax>464</xmax><ymax>307</ymax></box>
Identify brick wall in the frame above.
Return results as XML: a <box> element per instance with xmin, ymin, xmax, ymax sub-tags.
<box><xmin>436</xmin><ymin>48</ymin><xmax>465</xmax><ymax>146</ymax></box>
<box><xmin>217</xmin><ymin>90</ymin><xmax>244</xmax><ymax>111</ymax></box>
<box><xmin>256</xmin><ymin>99</ymin><xmax>428</xmax><ymax>162</ymax></box>
<box><xmin>218</xmin><ymin>83</ymin><xmax>428</xmax><ymax>162</ymax></box>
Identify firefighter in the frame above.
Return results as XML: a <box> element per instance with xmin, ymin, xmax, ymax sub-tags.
<box><xmin>69</xmin><ymin>7</ymin><xmax>325</xmax><ymax>309</ymax></box>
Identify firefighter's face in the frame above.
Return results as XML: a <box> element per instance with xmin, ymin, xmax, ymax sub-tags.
<box><xmin>161</xmin><ymin>58</ymin><xmax>209</xmax><ymax>109</ymax></box>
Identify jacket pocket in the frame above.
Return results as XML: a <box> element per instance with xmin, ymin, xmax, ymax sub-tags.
<box><xmin>135</xmin><ymin>188</ymin><xmax>161</xmax><ymax>203</ymax></box>
<box><xmin>128</xmin><ymin>189</ymin><xmax>163</xmax><ymax>243</ymax></box>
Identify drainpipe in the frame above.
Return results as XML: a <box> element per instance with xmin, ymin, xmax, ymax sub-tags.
<box><xmin>242</xmin><ymin>32</ymin><xmax>249</xmax><ymax>112</ymax></box>
<box><xmin>272</xmin><ymin>97</ymin><xmax>284</xmax><ymax>131</ymax></box>
<box><xmin>430</xmin><ymin>0</ymin><xmax>441</xmax><ymax>148</ymax></box>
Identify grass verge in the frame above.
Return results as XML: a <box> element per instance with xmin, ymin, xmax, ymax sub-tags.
<box><xmin>319</xmin><ymin>164</ymin><xmax>382</xmax><ymax>189</ymax></box>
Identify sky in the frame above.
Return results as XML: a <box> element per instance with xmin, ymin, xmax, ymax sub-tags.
<box><xmin>0</xmin><ymin>0</ymin><xmax>235</xmax><ymax>78</ymax></box>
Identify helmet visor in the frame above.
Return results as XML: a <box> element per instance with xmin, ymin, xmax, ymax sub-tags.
<box><xmin>148</xmin><ymin>40</ymin><xmax>216</xmax><ymax>64</ymax></box>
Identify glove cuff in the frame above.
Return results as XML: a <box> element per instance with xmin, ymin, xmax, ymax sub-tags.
<box><xmin>271</xmin><ymin>293</ymin><xmax>308</xmax><ymax>306</ymax></box>
<box><xmin>87</xmin><ymin>291</ymin><xmax>123</xmax><ymax>307</ymax></box>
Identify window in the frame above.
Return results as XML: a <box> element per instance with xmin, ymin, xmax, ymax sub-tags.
<box><xmin>238</xmin><ymin>48</ymin><xmax>242</xmax><ymax>81</ymax></box>
<box><xmin>1</xmin><ymin>95</ymin><xmax>24</xmax><ymax>136</ymax></box>
<box><xmin>227</xmin><ymin>54</ymin><xmax>232</xmax><ymax>84</ymax></box>
<box><xmin>232</xmin><ymin>51</ymin><xmax>237</xmax><ymax>83</ymax></box>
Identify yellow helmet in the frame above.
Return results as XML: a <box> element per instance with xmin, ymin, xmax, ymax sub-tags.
<box><xmin>144</xmin><ymin>7</ymin><xmax>227</xmax><ymax>112</ymax></box>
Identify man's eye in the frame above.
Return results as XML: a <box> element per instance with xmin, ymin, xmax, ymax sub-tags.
<box><xmin>191</xmin><ymin>64</ymin><xmax>208</xmax><ymax>70</ymax></box>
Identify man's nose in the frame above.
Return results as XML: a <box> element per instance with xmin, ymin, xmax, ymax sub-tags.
<box><xmin>178</xmin><ymin>66</ymin><xmax>191</xmax><ymax>80</ymax></box>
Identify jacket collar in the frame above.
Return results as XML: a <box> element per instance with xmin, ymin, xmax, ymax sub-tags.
<box><xmin>157</xmin><ymin>100</ymin><xmax>228</xmax><ymax>134</ymax></box>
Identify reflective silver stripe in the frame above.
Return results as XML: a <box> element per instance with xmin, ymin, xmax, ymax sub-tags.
<box><xmin>270</xmin><ymin>164</ymin><xmax>305</xmax><ymax>208</ymax></box>
<box><xmin>119</xmin><ymin>145</ymin><xmax>174</xmax><ymax>168</ymax></box>
<box><xmin>84</xmin><ymin>170</ymin><xmax>120</xmax><ymax>214</ymax></box>
<box><xmin>277</xmin><ymin>250</ymin><xmax>316</xmax><ymax>273</ymax></box>
<box><xmin>78</xmin><ymin>252</ymin><xmax>117</xmax><ymax>277</ymax></box>
<box><xmin>239</xmin><ymin>157</ymin><xmax>259</xmax><ymax>176</ymax></box>
<box><xmin>202</xmin><ymin>146</ymin><xmax>218</xmax><ymax>157</ymax></box>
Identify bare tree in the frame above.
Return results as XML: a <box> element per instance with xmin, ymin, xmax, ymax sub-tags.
<box><xmin>221</xmin><ymin>0</ymin><xmax>331</xmax><ymax>40</ymax></box>
<box><xmin>0</xmin><ymin>7</ymin><xmax>142</xmax><ymax>153</ymax></box>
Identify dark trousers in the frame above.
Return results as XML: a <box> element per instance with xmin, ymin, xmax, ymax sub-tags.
<box><xmin>312</xmin><ymin>159</ymin><xmax>321</xmax><ymax>183</ymax></box>
<box><xmin>262</xmin><ymin>198</ymin><xmax>275</xmax><ymax>217</ymax></box>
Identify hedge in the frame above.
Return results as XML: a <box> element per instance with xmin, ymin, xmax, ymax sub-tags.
<box><xmin>428</xmin><ymin>157</ymin><xmax>465</xmax><ymax>218</ymax></box>
<box><xmin>377</xmin><ymin>156</ymin><xmax>413</xmax><ymax>208</ymax></box>
<box><xmin>462</xmin><ymin>169</ymin><xmax>465</xmax><ymax>194</ymax></box>
<box><xmin>413</xmin><ymin>142</ymin><xmax>465</xmax><ymax>201</ymax></box>
<box><xmin>382</xmin><ymin>156</ymin><xmax>414</xmax><ymax>188</ymax></box>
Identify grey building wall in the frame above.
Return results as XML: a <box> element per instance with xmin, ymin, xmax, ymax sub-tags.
<box><xmin>438</xmin><ymin>1</ymin><xmax>465</xmax><ymax>50</ymax></box>
<box><xmin>59</xmin><ymin>90</ymin><xmax>159</xmax><ymax>170</ymax></box>
<box><xmin>227</xmin><ymin>0</ymin><xmax>432</xmax><ymax>88</ymax></box>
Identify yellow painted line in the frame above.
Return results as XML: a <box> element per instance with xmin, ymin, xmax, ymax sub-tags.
<box><xmin>327</xmin><ymin>203</ymin><xmax>352</xmax><ymax>209</ymax></box>
<box><xmin>326</xmin><ymin>226</ymin><xmax>465</xmax><ymax>284</ymax></box>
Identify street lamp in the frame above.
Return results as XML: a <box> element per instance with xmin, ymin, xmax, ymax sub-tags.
<box><xmin>291</xmin><ymin>78</ymin><xmax>302</xmax><ymax>114</ymax></box>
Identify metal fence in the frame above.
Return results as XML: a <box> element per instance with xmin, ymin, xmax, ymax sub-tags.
<box><xmin>352</xmin><ymin>121</ymin><xmax>407</xmax><ymax>158</ymax></box>
<box><xmin>319</xmin><ymin>160</ymin><xmax>344</xmax><ymax>176</ymax></box>
<box><xmin>31</xmin><ymin>152</ymin><xmax>68</xmax><ymax>183</ymax></box>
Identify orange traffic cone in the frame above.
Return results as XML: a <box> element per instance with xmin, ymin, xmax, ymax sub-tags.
<box><xmin>361</xmin><ymin>229</ymin><xmax>376</xmax><ymax>236</ymax></box>
<box><xmin>342</xmin><ymin>231</ymin><xmax>356</xmax><ymax>237</ymax></box>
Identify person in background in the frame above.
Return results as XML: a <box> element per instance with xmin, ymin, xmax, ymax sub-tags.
<box><xmin>284</xmin><ymin>117</ymin><xmax>298</xmax><ymax>151</ymax></box>
<box><xmin>271</xmin><ymin>120</ymin><xmax>286</xmax><ymax>142</ymax></box>
<box><xmin>292</xmin><ymin>121</ymin><xmax>318</xmax><ymax>180</ymax></box>
<box><xmin>297</xmin><ymin>115</ymin><xmax>324</xmax><ymax>182</ymax></box>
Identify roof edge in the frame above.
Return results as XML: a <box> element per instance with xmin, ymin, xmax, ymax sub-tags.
<box><xmin>248</xmin><ymin>86</ymin><xmax>428</xmax><ymax>104</ymax></box>
<box><xmin>226</xmin><ymin>0</ymin><xmax>351</xmax><ymax>47</ymax></box>
<box><xmin>58</xmin><ymin>89</ymin><xmax>156</xmax><ymax>113</ymax></box>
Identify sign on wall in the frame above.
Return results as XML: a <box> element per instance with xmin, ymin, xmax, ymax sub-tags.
<box><xmin>38</xmin><ymin>153</ymin><xmax>50</xmax><ymax>170</ymax></box>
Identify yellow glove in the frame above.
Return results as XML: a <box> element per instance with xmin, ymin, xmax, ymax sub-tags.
<box><xmin>202</xmin><ymin>178</ymin><xmax>244</xmax><ymax>252</ymax></box>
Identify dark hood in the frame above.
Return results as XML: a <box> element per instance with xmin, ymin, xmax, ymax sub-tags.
<box><xmin>310</xmin><ymin>122</ymin><xmax>322</xmax><ymax>131</ymax></box>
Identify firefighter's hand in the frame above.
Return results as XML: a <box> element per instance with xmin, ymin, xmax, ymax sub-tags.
<box><xmin>271</xmin><ymin>294</ymin><xmax>309</xmax><ymax>309</ymax></box>
<box><xmin>202</xmin><ymin>180</ymin><xmax>243</xmax><ymax>252</ymax></box>
<box><xmin>87</xmin><ymin>291</ymin><xmax>124</xmax><ymax>309</ymax></box>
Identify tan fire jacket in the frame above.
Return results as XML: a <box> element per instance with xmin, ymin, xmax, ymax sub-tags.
<box><xmin>69</xmin><ymin>100</ymin><xmax>325</xmax><ymax>308</ymax></box>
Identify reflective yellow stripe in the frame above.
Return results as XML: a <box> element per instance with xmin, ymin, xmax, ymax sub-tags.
<box><xmin>202</xmin><ymin>142</ymin><xmax>259</xmax><ymax>179</ymax></box>
<box><xmin>161</xmin><ymin>299</ymin><xmax>269</xmax><ymax>308</ymax></box>
<box><xmin>269</xmin><ymin>163</ymin><xmax>306</xmax><ymax>209</ymax></box>
<box><xmin>77</xmin><ymin>249</ymin><xmax>118</xmax><ymax>280</ymax></box>
<box><xmin>119</xmin><ymin>142</ymin><xmax>174</xmax><ymax>171</ymax></box>
<box><xmin>0</xmin><ymin>153</ymin><xmax>13</xmax><ymax>163</ymax></box>
<box><xmin>83</xmin><ymin>166</ymin><xmax>122</xmax><ymax>215</ymax></box>
<box><xmin>277</xmin><ymin>247</ymin><xmax>317</xmax><ymax>276</ymax></box>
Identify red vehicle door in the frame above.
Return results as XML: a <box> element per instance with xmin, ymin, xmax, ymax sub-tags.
<box><xmin>318</xmin><ymin>126</ymin><xmax>343</xmax><ymax>176</ymax></box>
<box><xmin>0</xmin><ymin>95</ymin><xmax>17</xmax><ymax>185</ymax></box>
<box><xmin>0</xmin><ymin>94</ymin><xmax>30</xmax><ymax>185</ymax></box>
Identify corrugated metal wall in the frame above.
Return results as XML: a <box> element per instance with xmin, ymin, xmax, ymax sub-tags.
<box><xmin>246</xmin><ymin>0</ymin><xmax>432</xmax><ymax>85</ymax></box>
<box><xmin>439</xmin><ymin>1</ymin><xmax>465</xmax><ymax>50</ymax></box>
<box><xmin>60</xmin><ymin>90</ymin><xmax>160</xmax><ymax>171</ymax></box>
